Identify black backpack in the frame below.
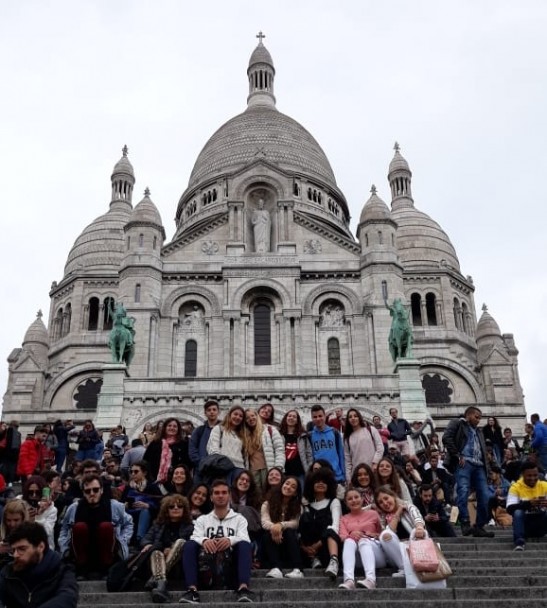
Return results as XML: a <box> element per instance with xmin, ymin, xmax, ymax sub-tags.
<box><xmin>198</xmin><ymin>546</ymin><xmax>234</xmax><ymax>590</ymax></box>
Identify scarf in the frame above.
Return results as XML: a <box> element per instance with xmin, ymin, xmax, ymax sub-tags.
<box><xmin>157</xmin><ymin>439</ymin><xmax>173</xmax><ymax>482</ymax></box>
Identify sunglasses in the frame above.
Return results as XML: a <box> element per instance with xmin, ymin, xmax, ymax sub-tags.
<box><xmin>83</xmin><ymin>487</ymin><xmax>101</xmax><ymax>495</ymax></box>
<box><xmin>168</xmin><ymin>504</ymin><xmax>183</xmax><ymax>510</ymax></box>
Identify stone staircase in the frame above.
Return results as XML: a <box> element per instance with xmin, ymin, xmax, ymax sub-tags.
<box><xmin>77</xmin><ymin>529</ymin><xmax>547</xmax><ymax>607</ymax></box>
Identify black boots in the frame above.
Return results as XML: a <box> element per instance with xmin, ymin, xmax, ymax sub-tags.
<box><xmin>151</xmin><ymin>580</ymin><xmax>171</xmax><ymax>603</ymax></box>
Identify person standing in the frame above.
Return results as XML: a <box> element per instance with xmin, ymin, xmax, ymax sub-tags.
<box><xmin>144</xmin><ymin>417</ymin><xmax>190</xmax><ymax>483</ymax></box>
<box><xmin>530</xmin><ymin>413</ymin><xmax>547</xmax><ymax>471</ymax></box>
<box><xmin>387</xmin><ymin>408</ymin><xmax>412</xmax><ymax>459</ymax></box>
<box><xmin>16</xmin><ymin>426</ymin><xmax>48</xmax><ymax>483</ymax></box>
<box><xmin>0</xmin><ymin>522</ymin><xmax>78</xmax><ymax>608</ymax></box>
<box><xmin>442</xmin><ymin>406</ymin><xmax>494</xmax><ymax>538</ymax></box>
<box><xmin>308</xmin><ymin>405</ymin><xmax>345</xmax><ymax>488</ymax></box>
<box><xmin>343</xmin><ymin>409</ymin><xmax>383</xmax><ymax>480</ymax></box>
<box><xmin>189</xmin><ymin>401</ymin><xmax>221</xmax><ymax>481</ymax></box>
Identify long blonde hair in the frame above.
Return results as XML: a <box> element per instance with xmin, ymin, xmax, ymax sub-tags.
<box><xmin>243</xmin><ymin>408</ymin><xmax>264</xmax><ymax>456</ymax></box>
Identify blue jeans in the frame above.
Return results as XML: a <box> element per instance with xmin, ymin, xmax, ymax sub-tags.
<box><xmin>512</xmin><ymin>509</ymin><xmax>547</xmax><ymax>545</ymax></box>
<box><xmin>455</xmin><ymin>461</ymin><xmax>489</xmax><ymax>528</ymax></box>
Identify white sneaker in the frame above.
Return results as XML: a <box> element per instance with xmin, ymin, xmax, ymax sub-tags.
<box><xmin>392</xmin><ymin>569</ymin><xmax>405</xmax><ymax>578</ymax></box>
<box><xmin>285</xmin><ymin>569</ymin><xmax>304</xmax><ymax>579</ymax></box>
<box><xmin>357</xmin><ymin>578</ymin><xmax>376</xmax><ymax>589</ymax></box>
<box><xmin>311</xmin><ymin>557</ymin><xmax>322</xmax><ymax>569</ymax></box>
<box><xmin>266</xmin><ymin>568</ymin><xmax>283</xmax><ymax>579</ymax></box>
<box><xmin>325</xmin><ymin>557</ymin><xmax>339</xmax><ymax>579</ymax></box>
<box><xmin>338</xmin><ymin>579</ymin><xmax>355</xmax><ymax>590</ymax></box>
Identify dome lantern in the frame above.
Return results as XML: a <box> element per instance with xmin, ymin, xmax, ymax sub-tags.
<box><xmin>111</xmin><ymin>145</ymin><xmax>135</xmax><ymax>209</ymax></box>
<box><xmin>388</xmin><ymin>142</ymin><xmax>413</xmax><ymax>210</ymax></box>
<box><xmin>247</xmin><ymin>31</ymin><xmax>276</xmax><ymax>108</ymax></box>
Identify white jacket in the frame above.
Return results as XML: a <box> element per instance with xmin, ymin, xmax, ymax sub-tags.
<box><xmin>207</xmin><ymin>426</ymin><xmax>245</xmax><ymax>469</ymax></box>
<box><xmin>261</xmin><ymin>425</ymin><xmax>286</xmax><ymax>471</ymax></box>
<box><xmin>191</xmin><ymin>508</ymin><xmax>250</xmax><ymax>546</ymax></box>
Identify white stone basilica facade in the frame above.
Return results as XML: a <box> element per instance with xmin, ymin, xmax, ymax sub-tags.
<box><xmin>3</xmin><ymin>39</ymin><xmax>526</xmax><ymax>437</ymax></box>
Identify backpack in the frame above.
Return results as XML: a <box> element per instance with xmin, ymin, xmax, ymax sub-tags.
<box><xmin>198</xmin><ymin>546</ymin><xmax>234</xmax><ymax>590</ymax></box>
<box><xmin>106</xmin><ymin>547</ymin><xmax>151</xmax><ymax>592</ymax></box>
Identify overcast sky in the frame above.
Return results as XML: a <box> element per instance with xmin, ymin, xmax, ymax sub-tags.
<box><xmin>1</xmin><ymin>1</ymin><xmax>546</xmax><ymax>423</ymax></box>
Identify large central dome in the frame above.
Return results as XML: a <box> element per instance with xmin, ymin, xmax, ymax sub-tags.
<box><xmin>186</xmin><ymin>39</ymin><xmax>338</xmax><ymax>192</ymax></box>
<box><xmin>188</xmin><ymin>105</ymin><xmax>337</xmax><ymax>189</ymax></box>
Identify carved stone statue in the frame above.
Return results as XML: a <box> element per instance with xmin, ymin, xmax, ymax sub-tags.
<box><xmin>183</xmin><ymin>305</ymin><xmax>204</xmax><ymax>328</ymax></box>
<box><xmin>388</xmin><ymin>298</ymin><xmax>413</xmax><ymax>361</ymax></box>
<box><xmin>251</xmin><ymin>198</ymin><xmax>271</xmax><ymax>253</ymax></box>
<box><xmin>107</xmin><ymin>302</ymin><xmax>135</xmax><ymax>365</ymax></box>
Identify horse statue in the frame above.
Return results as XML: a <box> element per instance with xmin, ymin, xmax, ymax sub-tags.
<box><xmin>107</xmin><ymin>302</ymin><xmax>135</xmax><ymax>365</ymax></box>
<box><xmin>388</xmin><ymin>298</ymin><xmax>413</xmax><ymax>362</ymax></box>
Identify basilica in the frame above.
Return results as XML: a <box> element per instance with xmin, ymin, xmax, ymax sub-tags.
<box><xmin>3</xmin><ymin>38</ymin><xmax>526</xmax><ymax>436</ymax></box>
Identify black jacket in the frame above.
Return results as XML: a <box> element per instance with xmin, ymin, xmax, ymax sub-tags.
<box><xmin>442</xmin><ymin>417</ymin><xmax>489</xmax><ymax>474</ymax></box>
<box><xmin>0</xmin><ymin>549</ymin><xmax>78</xmax><ymax>608</ymax></box>
<box><xmin>141</xmin><ymin>521</ymin><xmax>194</xmax><ymax>550</ymax></box>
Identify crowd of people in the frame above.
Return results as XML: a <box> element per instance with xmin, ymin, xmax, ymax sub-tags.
<box><xmin>0</xmin><ymin>403</ymin><xmax>544</xmax><ymax>606</ymax></box>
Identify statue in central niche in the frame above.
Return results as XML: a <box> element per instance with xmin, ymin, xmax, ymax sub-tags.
<box><xmin>252</xmin><ymin>198</ymin><xmax>271</xmax><ymax>252</ymax></box>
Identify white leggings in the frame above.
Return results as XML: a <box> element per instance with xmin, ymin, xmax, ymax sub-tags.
<box><xmin>342</xmin><ymin>530</ymin><xmax>404</xmax><ymax>582</ymax></box>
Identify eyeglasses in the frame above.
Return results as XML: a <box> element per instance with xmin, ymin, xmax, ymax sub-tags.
<box><xmin>168</xmin><ymin>504</ymin><xmax>183</xmax><ymax>510</ymax></box>
<box><xmin>83</xmin><ymin>487</ymin><xmax>101</xmax><ymax>495</ymax></box>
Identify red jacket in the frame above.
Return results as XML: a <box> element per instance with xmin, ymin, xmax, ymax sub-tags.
<box><xmin>16</xmin><ymin>438</ymin><xmax>47</xmax><ymax>476</ymax></box>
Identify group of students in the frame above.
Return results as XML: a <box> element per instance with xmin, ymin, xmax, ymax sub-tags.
<box><xmin>3</xmin><ymin>401</ymin><xmax>496</xmax><ymax>606</ymax></box>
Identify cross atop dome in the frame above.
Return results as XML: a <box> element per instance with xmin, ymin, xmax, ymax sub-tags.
<box><xmin>370</xmin><ymin>184</ymin><xmax>377</xmax><ymax>194</ymax></box>
<box><xmin>122</xmin><ymin>144</ymin><xmax>129</xmax><ymax>157</ymax></box>
<box><xmin>256</xmin><ymin>31</ymin><xmax>266</xmax><ymax>43</ymax></box>
<box><xmin>144</xmin><ymin>187</ymin><xmax>151</xmax><ymax>196</ymax></box>
<box><xmin>247</xmin><ymin>33</ymin><xmax>276</xmax><ymax>108</ymax></box>
<box><xmin>37</xmin><ymin>310</ymin><xmax>43</xmax><ymax>319</ymax></box>
<box><xmin>394</xmin><ymin>141</ymin><xmax>400</xmax><ymax>153</ymax></box>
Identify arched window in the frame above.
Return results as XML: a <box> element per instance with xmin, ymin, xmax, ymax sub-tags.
<box><xmin>453</xmin><ymin>297</ymin><xmax>461</xmax><ymax>330</ymax></box>
<box><xmin>153</xmin><ymin>236</ymin><xmax>157</xmax><ymax>250</ymax></box>
<box><xmin>135</xmin><ymin>284</ymin><xmax>141</xmax><ymax>303</ymax></box>
<box><xmin>254</xmin><ymin>304</ymin><xmax>271</xmax><ymax>365</ymax></box>
<box><xmin>103</xmin><ymin>297</ymin><xmax>115</xmax><ymax>330</ymax></box>
<box><xmin>127</xmin><ymin>236</ymin><xmax>131</xmax><ymax>250</ymax></box>
<box><xmin>54</xmin><ymin>308</ymin><xmax>63</xmax><ymax>341</ymax></box>
<box><xmin>411</xmin><ymin>293</ymin><xmax>422</xmax><ymax>326</ymax></box>
<box><xmin>327</xmin><ymin>337</ymin><xmax>341</xmax><ymax>375</ymax></box>
<box><xmin>185</xmin><ymin>340</ymin><xmax>197</xmax><ymax>377</ymax></box>
<box><xmin>426</xmin><ymin>293</ymin><xmax>437</xmax><ymax>326</ymax></box>
<box><xmin>88</xmin><ymin>297</ymin><xmax>99</xmax><ymax>331</ymax></box>
<box><xmin>138</xmin><ymin>233</ymin><xmax>144</xmax><ymax>247</ymax></box>
<box><xmin>64</xmin><ymin>303</ymin><xmax>72</xmax><ymax>336</ymax></box>
<box><xmin>461</xmin><ymin>302</ymin><xmax>469</xmax><ymax>334</ymax></box>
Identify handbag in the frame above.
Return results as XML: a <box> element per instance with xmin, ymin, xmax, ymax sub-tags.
<box><xmin>106</xmin><ymin>547</ymin><xmax>151</xmax><ymax>592</ymax></box>
<box><xmin>408</xmin><ymin>538</ymin><xmax>439</xmax><ymax>573</ymax></box>
<box><xmin>415</xmin><ymin>543</ymin><xmax>453</xmax><ymax>582</ymax></box>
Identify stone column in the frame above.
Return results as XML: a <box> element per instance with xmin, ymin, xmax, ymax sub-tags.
<box><xmin>94</xmin><ymin>364</ymin><xmax>129</xmax><ymax>431</ymax></box>
<box><xmin>394</xmin><ymin>358</ymin><xmax>429</xmax><ymax>423</ymax></box>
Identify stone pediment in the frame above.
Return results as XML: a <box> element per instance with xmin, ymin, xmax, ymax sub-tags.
<box><xmin>481</xmin><ymin>345</ymin><xmax>511</xmax><ymax>365</ymax></box>
<box><xmin>293</xmin><ymin>210</ymin><xmax>360</xmax><ymax>254</ymax></box>
<box><xmin>163</xmin><ymin>212</ymin><xmax>228</xmax><ymax>257</ymax></box>
<box><xmin>12</xmin><ymin>351</ymin><xmax>42</xmax><ymax>372</ymax></box>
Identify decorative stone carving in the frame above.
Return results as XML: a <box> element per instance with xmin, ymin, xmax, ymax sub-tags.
<box><xmin>320</xmin><ymin>304</ymin><xmax>345</xmax><ymax>327</ymax></box>
<box><xmin>123</xmin><ymin>407</ymin><xmax>143</xmax><ymax>428</ymax></box>
<box><xmin>304</xmin><ymin>239</ymin><xmax>322</xmax><ymax>254</ymax></box>
<box><xmin>179</xmin><ymin>305</ymin><xmax>205</xmax><ymax>332</ymax></box>
<box><xmin>201</xmin><ymin>240</ymin><xmax>219</xmax><ymax>255</ymax></box>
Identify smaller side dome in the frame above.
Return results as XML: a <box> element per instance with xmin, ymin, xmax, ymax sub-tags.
<box><xmin>112</xmin><ymin>145</ymin><xmax>134</xmax><ymax>178</ymax></box>
<box><xmin>359</xmin><ymin>185</ymin><xmax>391</xmax><ymax>223</ymax></box>
<box><xmin>128</xmin><ymin>188</ymin><xmax>166</xmax><ymax>239</ymax></box>
<box><xmin>476</xmin><ymin>304</ymin><xmax>502</xmax><ymax>342</ymax></box>
<box><xmin>23</xmin><ymin>310</ymin><xmax>50</xmax><ymax>347</ymax></box>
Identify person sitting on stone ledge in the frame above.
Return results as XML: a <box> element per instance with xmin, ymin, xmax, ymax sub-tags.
<box><xmin>59</xmin><ymin>473</ymin><xmax>133</xmax><ymax>580</ymax></box>
<box><xmin>506</xmin><ymin>459</ymin><xmax>547</xmax><ymax>551</ymax></box>
<box><xmin>413</xmin><ymin>484</ymin><xmax>456</xmax><ymax>537</ymax></box>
